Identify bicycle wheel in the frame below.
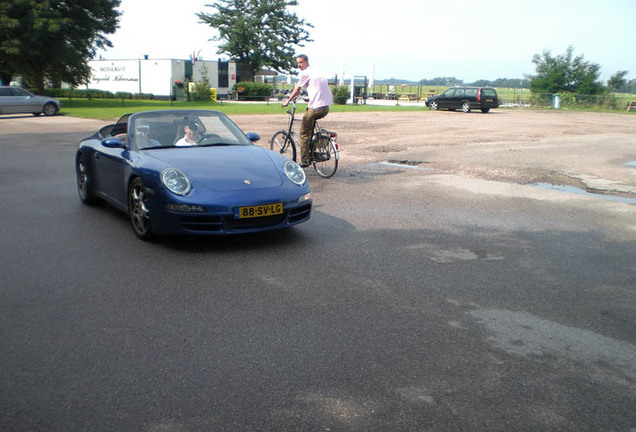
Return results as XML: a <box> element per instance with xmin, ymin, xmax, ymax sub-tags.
<box><xmin>270</xmin><ymin>130</ymin><xmax>297</xmax><ymax>162</ymax></box>
<box><xmin>313</xmin><ymin>139</ymin><xmax>338</xmax><ymax>178</ymax></box>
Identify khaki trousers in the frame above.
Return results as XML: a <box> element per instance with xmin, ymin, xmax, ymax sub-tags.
<box><xmin>299</xmin><ymin>106</ymin><xmax>329</xmax><ymax>162</ymax></box>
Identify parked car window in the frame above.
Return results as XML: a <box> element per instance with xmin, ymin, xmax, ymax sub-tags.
<box><xmin>455</xmin><ymin>89</ymin><xmax>465</xmax><ymax>97</ymax></box>
<box><xmin>465</xmin><ymin>88</ymin><xmax>477</xmax><ymax>97</ymax></box>
<box><xmin>11</xmin><ymin>87</ymin><xmax>30</xmax><ymax>96</ymax></box>
<box><xmin>482</xmin><ymin>89</ymin><xmax>497</xmax><ymax>97</ymax></box>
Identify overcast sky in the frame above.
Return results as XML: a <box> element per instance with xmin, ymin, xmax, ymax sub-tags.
<box><xmin>97</xmin><ymin>0</ymin><xmax>636</xmax><ymax>83</ymax></box>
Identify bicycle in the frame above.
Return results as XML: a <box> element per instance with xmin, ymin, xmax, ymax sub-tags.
<box><xmin>270</xmin><ymin>100</ymin><xmax>339</xmax><ymax>178</ymax></box>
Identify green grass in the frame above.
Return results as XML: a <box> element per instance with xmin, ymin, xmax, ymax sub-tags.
<box><xmin>59</xmin><ymin>97</ymin><xmax>425</xmax><ymax>120</ymax></box>
<box><xmin>59</xmin><ymin>88</ymin><xmax>636</xmax><ymax>120</ymax></box>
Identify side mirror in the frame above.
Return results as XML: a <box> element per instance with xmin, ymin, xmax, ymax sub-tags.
<box><xmin>102</xmin><ymin>137</ymin><xmax>127</xmax><ymax>148</ymax></box>
<box><xmin>245</xmin><ymin>132</ymin><xmax>260</xmax><ymax>142</ymax></box>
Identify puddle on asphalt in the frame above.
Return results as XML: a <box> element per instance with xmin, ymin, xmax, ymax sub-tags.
<box><xmin>531</xmin><ymin>182</ymin><xmax>636</xmax><ymax>204</ymax></box>
<box><xmin>380</xmin><ymin>160</ymin><xmax>435</xmax><ymax>171</ymax></box>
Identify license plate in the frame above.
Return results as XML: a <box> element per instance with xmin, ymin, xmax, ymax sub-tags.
<box><xmin>486</xmin><ymin>99</ymin><xmax>494</xmax><ymax>102</ymax></box>
<box><xmin>236</xmin><ymin>203</ymin><xmax>283</xmax><ymax>219</ymax></box>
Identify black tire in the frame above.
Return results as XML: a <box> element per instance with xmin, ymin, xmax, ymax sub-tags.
<box><xmin>429</xmin><ymin>100</ymin><xmax>439</xmax><ymax>111</ymax></box>
<box><xmin>270</xmin><ymin>130</ymin><xmax>297</xmax><ymax>162</ymax></box>
<box><xmin>461</xmin><ymin>101</ymin><xmax>471</xmax><ymax>113</ymax></box>
<box><xmin>43</xmin><ymin>102</ymin><xmax>58</xmax><ymax>116</ymax></box>
<box><xmin>128</xmin><ymin>178</ymin><xmax>155</xmax><ymax>241</ymax></box>
<box><xmin>481</xmin><ymin>108</ymin><xmax>491</xmax><ymax>113</ymax></box>
<box><xmin>313</xmin><ymin>140</ymin><xmax>338</xmax><ymax>178</ymax></box>
<box><xmin>76</xmin><ymin>154</ymin><xmax>99</xmax><ymax>205</ymax></box>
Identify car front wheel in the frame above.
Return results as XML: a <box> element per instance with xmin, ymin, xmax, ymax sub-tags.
<box><xmin>43</xmin><ymin>102</ymin><xmax>58</xmax><ymax>116</ymax></box>
<box><xmin>429</xmin><ymin>101</ymin><xmax>438</xmax><ymax>110</ymax></box>
<box><xmin>129</xmin><ymin>178</ymin><xmax>155</xmax><ymax>241</ymax></box>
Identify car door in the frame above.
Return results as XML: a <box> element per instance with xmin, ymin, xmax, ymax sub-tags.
<box><xmin>96</xmin><ymin>145</ymin><xmax>131</xmax><ymax>208</ymax></box>
<box><xmin>464</xmin><ymin>88</ymin><xmax>478</xmax><ymax>109</ymax></box>
<box><xmin>438</xmin><ymin>88</ymin><xmax>455</xmax><ymax>109</ymax></box>
<box><xmin>93</xmin><ymin>121</ymin><xmax>131</xmax><ymax>208</ymax></box>
<box><xmin>0</xmin><ymin>87</ymin><xmax>19</xmax><ymax>113</ymax></box>
<box><xmin>10</xmin><ymin>87</ymin><xmax>40</xmax><ymax>113</ymax></box>
<box><xmin>451</xmin><ymin>88</ymin><xmax>465</xmax><ymax>110</ymax></box>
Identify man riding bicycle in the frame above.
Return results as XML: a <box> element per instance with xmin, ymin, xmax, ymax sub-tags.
<box><xmin>282</xmin><ymin>54</ymin><xmax>333</xmax><ymax>167</ymax></box>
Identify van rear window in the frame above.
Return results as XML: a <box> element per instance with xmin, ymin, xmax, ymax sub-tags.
<box><xmin>482</xmin><ymin>89</ymin><xmax>497</xmax><ymax>97</ymax></box>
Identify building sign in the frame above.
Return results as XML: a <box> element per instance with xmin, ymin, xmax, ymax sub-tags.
<box><xmin>93</xmin><ymin>66</ymin><xmax>138</xmax><ymax>83</ymax></box>
<box><xmin>88</xmin><ymin>60</ymin><xmax>141</xmax><ymax>94</ymax></box>
<box><xmin>87</xmin><ymin>59</ymin><xmax>237</xmax><ymax>97</ymax></box>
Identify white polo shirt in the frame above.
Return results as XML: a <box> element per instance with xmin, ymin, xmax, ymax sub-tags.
<box><xmin>297</xmin><ymin>66</ymin><xmax>333</xmax><ymax>109</ymax></box>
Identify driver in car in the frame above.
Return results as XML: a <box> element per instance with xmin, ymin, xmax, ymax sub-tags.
<box><xmin>175</xmin><ymin>118</ymin><xmax>201</xmax><ymax>146</ymax></box>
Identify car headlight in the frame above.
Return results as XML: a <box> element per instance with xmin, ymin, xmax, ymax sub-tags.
<box><xmin>284</xmin><ymin>160</ymin><xmax>306</xmax><ymax>185</ymax></box>
<box><xmin>161</xmin><ymin>168</ymin><xmax>191</xmax><ymax>195</ymax></box>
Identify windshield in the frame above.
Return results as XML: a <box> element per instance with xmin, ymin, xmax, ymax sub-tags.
<box><xmin>129</xmin><ymin>110</ymin><xmax>253</xmax><ymax>150</ymax></box>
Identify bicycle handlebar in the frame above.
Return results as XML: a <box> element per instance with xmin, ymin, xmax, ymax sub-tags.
<box><xmin>281</xmin><ymin>98</ymin><xmax>298</xmax><ymax>109</ymax></box>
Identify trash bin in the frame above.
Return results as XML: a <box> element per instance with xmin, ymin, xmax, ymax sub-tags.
<box><xmin>552</xmin><ymin>94</ymin><xmax>562</xmax><ymax>109</ymax></box>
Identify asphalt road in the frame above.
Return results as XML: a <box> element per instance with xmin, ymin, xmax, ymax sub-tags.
<box><xmin>1</xmin><ymin>114</ymin><xmax>635</xmax><ymax>432</ymax></box>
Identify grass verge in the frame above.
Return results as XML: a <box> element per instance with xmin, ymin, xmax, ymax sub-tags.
<box><xmin>60</xmin><ymin>98</ymin><xmax>425</xmax><ymax>120</ymax></box>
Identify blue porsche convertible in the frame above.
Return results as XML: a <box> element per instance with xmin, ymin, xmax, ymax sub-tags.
<box><xmin>75</xmin><ymin>110</ymin><xmax>312</xmax><ymax>240</ymax></box>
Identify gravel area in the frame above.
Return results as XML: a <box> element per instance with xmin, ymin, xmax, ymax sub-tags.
<box><xmin>234</xmin><ymin>109</ymin><xmax>636</xmax><ymax>196</ymax></box>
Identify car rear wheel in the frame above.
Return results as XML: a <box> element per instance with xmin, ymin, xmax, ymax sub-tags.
<box><xmin>313</xmin><ymin>139</ymin><xmax>338</xmax><ymax>178</ymax></box>
<box><xmin>43</xmin><ymin>102</ymin><xmax>58</xmax><ymax>116</ymax></box>
<box><xmin>76</xmin><ymin>154</ymin><xmax>98</xmax><ymax>205</ymax></box>
<box><xmin>461</xmin><ymin>102</ymin><xmax>471</xmax><ymax>113</ymax></box>
<box><xmin>129</xmin><ymin>178</ymin><xmax>155</xmax><ymax>241</ymax></box>
<box><xmin>429</xmin><ymin>101</ymin><xmax>438</xmax><ymax>111</ymax></box>
<box><xmin>481</xmin><ymin>108</ymin><xmax>491</xmax><ymax>113</ymax></box>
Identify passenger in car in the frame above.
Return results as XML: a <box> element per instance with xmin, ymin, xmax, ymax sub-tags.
<box><xmin>134</xmin><ymin>121</ymin><xmax>161</xmax><ymax>149</ymax></box>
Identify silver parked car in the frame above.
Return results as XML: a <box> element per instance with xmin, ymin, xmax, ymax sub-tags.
<box><xmin>0</xmin><ymin>86</ymin><xmax>61</xmax><ymax>116</ymax></box>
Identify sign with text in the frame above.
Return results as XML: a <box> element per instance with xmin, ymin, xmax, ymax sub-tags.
<box><xmin>88</xmin><ymin>61</ymin><xmax>141</xmax><ymax>94</ymax></box>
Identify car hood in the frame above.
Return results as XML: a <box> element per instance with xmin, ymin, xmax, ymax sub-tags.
<box><xmin>145</xmin><ymin>145</ymin><xmax>284</xmax><ymax>191</ymax></box>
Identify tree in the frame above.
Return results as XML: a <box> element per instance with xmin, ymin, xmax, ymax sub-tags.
<box><xmin>0</xmin><ymin>0</ymin><xmax>121</xmax><ymax>92</ymax></box>
<box><xmin>197</xmin><ymin>0</ymin><xmax>313</xmax><ymax>79</ymax></box>
<box><xmin>418</xmin><ymin>77</ymin><xmax>463</xmax><ymax>86</ymax></box>
<box><xmin>528</xmin><ymin>46</ymin><xmax>603</xmax><ymax>95</ymax></box>
<box><xmin>472</xmin><ymin>78</ymin><xmax>530</xmax><ymax>88</ymax></box>
<box><xmin>607</xmin><ymin>70</ymin><xmax>628</xmax><ymax>92</ymax></box>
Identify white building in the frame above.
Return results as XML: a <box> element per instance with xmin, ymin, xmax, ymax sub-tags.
<box><xmin>86</xmin><ymin>58</ymin><xmax>238</xmax><ymax>99</ymax></box>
